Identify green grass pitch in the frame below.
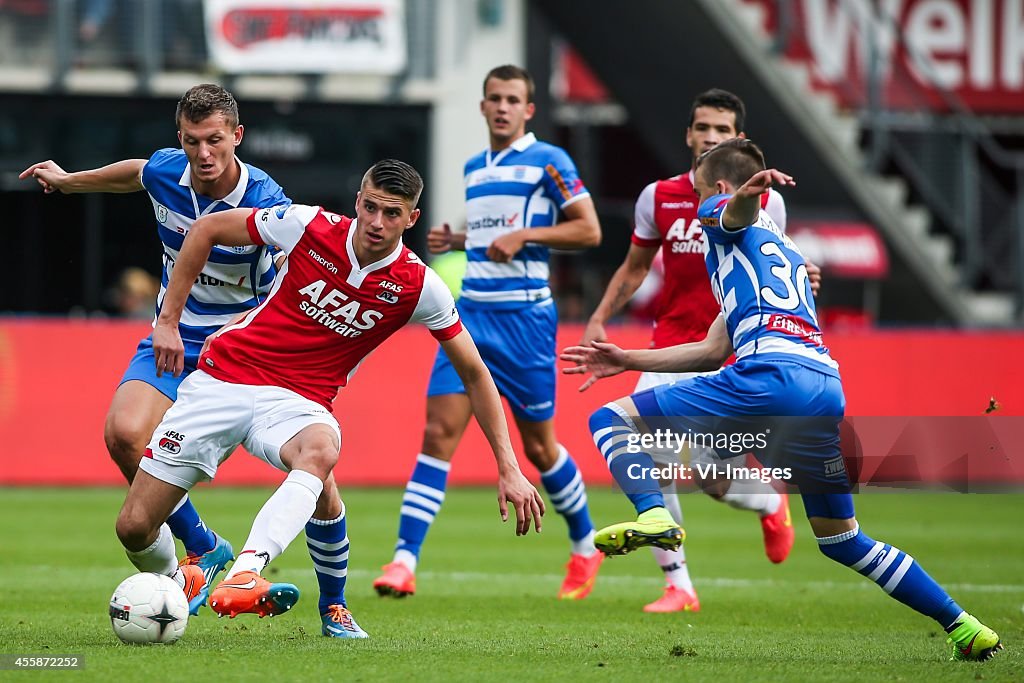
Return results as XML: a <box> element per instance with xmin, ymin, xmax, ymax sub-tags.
<box><xmin>1</xmin><ymin>487</ymin><xmax>1021</xmax><ymax>681</ymax></box>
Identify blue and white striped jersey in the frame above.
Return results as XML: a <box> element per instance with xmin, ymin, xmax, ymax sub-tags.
<box><xmin>699</xmin><ymin>193</ymin><xmax>838</xmax><ymax>375</ymax></box>
<box><xmin>460</xmin><ymin>133</ymin><xmax>590</xmax><ymax>309</ymax></box>
<box><xmin>141</xmin><ymin>148</ymin><xmax>289</xmax><ymax>347</ymax></box>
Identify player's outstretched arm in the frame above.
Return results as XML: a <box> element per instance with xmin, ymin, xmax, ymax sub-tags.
<box><xmin>582</xmin><ymin>242</ymin><xmax>658</xmax><ymax>346</ymax></box>
<box><xmin>486</xmin><ymin>197</ymin><xmax>601</xmax><ymax>262</ymax></box>
<box><xmin>722</xmin><ymin>169</ymin><xmax>796</xmax><ymax>230</ymax></box>
<box><xmin>153</xmin><ymin>207</ymin><xmax>256</xmax><ymax>378</ymax></box>
<box><xmin>18</xmin><ymin>159</ymin><xmax>145</xmax><ymax>194</ymax></box>
<box><xmin>440</xmin><ymin>329</ymin><xmax>545</xmax><ymax>535</ymax></box>
<box><xmin>562</xmin><ymin>315</ymin><xmax>733</xmax><ymax>391</ymax></box>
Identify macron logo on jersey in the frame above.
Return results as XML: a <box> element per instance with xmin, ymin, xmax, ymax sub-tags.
<box><xmin>298</xmin><ymin>279</ymin><xmax>384</xmax><ymax>338</ymax></box>
<box><xmin>308</xmin><ymin>249</ymin><xmax>339</xmax><ymax>274</ymax></box>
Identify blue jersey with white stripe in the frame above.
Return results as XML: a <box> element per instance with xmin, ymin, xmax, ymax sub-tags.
<box><xmin>698</xmin><ymin>193</ymin><xmax>838</xmax><ymax>376</ymax></box>
<box><xmin>141</xmin><ymin>148</ymin><xmax>289</xmax><ymax>347</ymax></box>
<box><xmin>461</xmin><ymin>132</ymin><xmax>590</xmax><ymax>310</ymax></box>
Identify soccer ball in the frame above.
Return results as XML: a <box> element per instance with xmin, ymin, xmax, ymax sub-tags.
<box><xmin>109</xmin><ymin>572</ymin><xmax>189</xmax><ymax>644</ymax></box>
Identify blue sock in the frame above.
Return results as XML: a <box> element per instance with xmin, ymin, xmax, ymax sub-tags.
<box><xmin>817</xmin><ymin>525</ymin><xmax>963</xmax><ymax>628</ymax></box>
<box><xmin>589</xmin><ymin>404</ymin><xmax>664</xmax><ymax>514</ymax></box>
<box><xmin>166</xmin><ymin>496</ymin><xmax>216</xmax><ymax>556</ymax></box>
<box><xmin>540</xmin><ymin>445</ymin><xmax>595</xmax><ymax>547</ymax></box>
<box><xmin>394</xmin><ymin>453</ymin><xmax>450</xmax><ymax>564</ymax></box>
<box><xmin>306</xmin><ymin>508</ymin><xmax>349</xmax><ymax>615</ymax></box>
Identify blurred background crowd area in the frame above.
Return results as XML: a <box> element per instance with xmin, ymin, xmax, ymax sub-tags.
<box><xmin>1</xmin><ymin>0</ymin><xmax>1023</xmax><ymax>327</ymax></box>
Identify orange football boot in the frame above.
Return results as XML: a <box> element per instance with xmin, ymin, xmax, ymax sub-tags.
<box><xmin>760</xmin><ymin>492</ymin><xmax>794</xmax><ymax>564</ymax></box>
<box><xmin>373</xmin><ymin>562</ymin><xmax>416</xmax><ymax>597</ymax></box>
<box><xmin>209</xmin><ymin>570</ymin><xmax>300</xmax><ymax>618</ymax></box>
<box><xmin>558</xmin><ymin>552</ymin><xmax>605</xmax><ymax>600</ymax></box>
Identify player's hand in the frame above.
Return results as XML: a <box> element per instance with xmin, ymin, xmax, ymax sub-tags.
<box><xmin>152</xmin><ymin>322</ymin><xmax>185</xmax><ymax>378</ymax></box>
<box><xmin>427</xmin><ymin>223</ymin><xmax>453</xmax><ymax>254</ymax></box>
<box><xmin>560</xmin><ymin>341</ymin><xmax>629</xmax><ymax>392</ymax></box>
<box><xmin>497</xmin><ymin>467</ymin><xmax>545</xmax><ymax>535</ymax></box>
<box><xmin>580</xmin><ymin>320</ymin><xmax>608</xmax><ymax>347</ymax></box>
<box><xmin>200</xmin><ymin>334</ymin><xmax>214</xmax><ymax>357</ymax></box>
<box><xmin>805</xmin><ymin>258</ymin><xmax>822</xmax><ymax>297</ymax></box>
<box><xmin>19</xmin><ymin>160</ymin><xmax>69</xmax><ymax>194</ymax></box>
<box><xmin>737</xmin><ymin>169</ymin><xmax>796</xmax><ymax>198</ymax></box>
<box><xmin>486</xmin><ymin>230</ymin><xmax>525</xmax><ymax>263</ymax></box>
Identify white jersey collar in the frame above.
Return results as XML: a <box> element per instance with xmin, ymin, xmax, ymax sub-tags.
<box><xmin>178</xmin><ymin>156</ymin><xmax>249</xmax><ymax>207</ymax></box>
<box><xmin>486</xmin><ymin>132</ymin><xmax>537</xmax><ymax>166</ymax></box>
<box><xmin>344</xmin><ymin>218</ymin><xmax>405</xmax><ymax>288</ymax></box>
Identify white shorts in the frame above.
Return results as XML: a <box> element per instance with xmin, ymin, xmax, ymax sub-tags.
<box><xmin>139</xmin><ymin>371</ymin><xmax>341</xmax><ymax>490</ymax></box>
<box><xmin>634</xmin><ymin>369</ymin><xmax>720</xmax><ymax>467</ymax></box>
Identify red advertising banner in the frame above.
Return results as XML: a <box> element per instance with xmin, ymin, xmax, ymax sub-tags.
<box><xmin>745</xmin><ymin>0</ymin><xmax>1024</xmax><ymax>113</ymax></box>
<box><xmin>204</xmin><ymin>0</ymin><xmax>407</xmax><ymax>74</ymax></box>
<box><xmin>788</xmin><ymin>221</ymin><xmax>889</xmax><ymax>278</ymax></box>
<box><xmin>1</xmin><ymin>320</ymin><xmax>1022</xmax><ymax>486</ymax></box>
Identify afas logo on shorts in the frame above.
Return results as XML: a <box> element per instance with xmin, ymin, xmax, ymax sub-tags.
<box><xmin>159</xmin><ymin>430</ymin><xmax>185</xmax><ymax>455</ymax></box>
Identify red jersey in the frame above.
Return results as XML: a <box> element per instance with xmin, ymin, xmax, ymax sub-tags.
<box><xmin>632</xmin><ymin>171</ymin><xmax>784</xmax><ymax>348</ymax></box>
<box><xmin>200</xmin><ymin>204</ymin><xmax>462</xmax><ymax>409</ymax></box>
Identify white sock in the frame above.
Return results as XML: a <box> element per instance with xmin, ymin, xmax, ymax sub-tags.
<box><xmin>651</xmin><ymin>545</ymin><xmax>693</xmax><ymax>591</ymax></box>
<box><xmin>125</xmin><ymin>524</ymin><xmax>177</xmax><ymax>576</ymax></box>
<box><xmin>225</xmin><ymin>469</ymin><xmax>323</xmax><ymax>579</ymax></box>
<box><xmin>719</xmin><ymin>480</ymin><xmax>780</xmax><ymax>516</ymax></box>
<box><xmin>393</xmin><ymin>549</ymin><xmax>418</xmax><ymax>573</ymax></box>
<box><xmin>650</xmin><ymin>490</ymin><xmax>691</xmax><ymax>590</ymax></box>
<box><xmin>571</xmin><ymin>530</ymin><xmax>597</xmax><ymax>557</ymax></box>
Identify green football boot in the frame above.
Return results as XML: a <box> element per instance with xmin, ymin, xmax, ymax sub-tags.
<box><xmin>594</xmin><ymin>507</ymin><xmax>684</xmax><ymax>556</ymax></box>
<box><xmin>947</xmin><ymin>613</ymin><xmax>1003</xmax><ymax>661</ymax></box>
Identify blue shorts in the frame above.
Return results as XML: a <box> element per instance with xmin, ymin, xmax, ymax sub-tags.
<box><xmin>633</xmin><ymin>360</ymin><xmax>852</xmax><ymax>499</ymax></box>
<box><xmin>427</xmin><ymin>300</ymin><xmax>557</xmax><ymax>421</ymax></box>
<box><xmin>118</xmin><ymin>336</ymin><xmax>202</xmax><ymax>402</ymax></box>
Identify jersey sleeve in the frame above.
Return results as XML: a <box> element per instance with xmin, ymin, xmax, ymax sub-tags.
<box><xmin>251</xmin><ymin>171</ymin><xmax>292</xmax><ymax>210</ymax></box>
<box><xmin>540</xmin><ymin>147</ymin><xmax>590</xmax><ymax>210</ymax></box>
<box><xmin>411</xmin><ymin>267</ymin><xmax>463</xmax><ymax>341</ymax></box>
<box><xmin>247</xmin><ymin>203</ymin><xmax>320</xmax><ymax>254</ymax></box>
<box><xmin>764</xmin><ymin>189</ymin><xmax>787</xmax><ymax>233</ymax></box>
<box><xmin>697</xmin><ymin>193</ymin><xmax>745</xmax><ymax>244</ymax></box>
<box><xmin>140</xmin><ymin>148</ymin><xmax>178</xmax><ymax>192</ymax></box>
<box><xmin>631</xmin><ymin>182</ymin><xmax>661</xmax><ymax>247</ymax></box>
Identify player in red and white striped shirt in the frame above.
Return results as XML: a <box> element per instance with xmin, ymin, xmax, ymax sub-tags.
<box><xmin>114</xmin><ymin>159</ymin><xmax>544</xmax><ymax>639</ymax></box>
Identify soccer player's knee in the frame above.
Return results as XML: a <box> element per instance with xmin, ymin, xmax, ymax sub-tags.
<box><xmin>293</xmin><ymin>441</ymin><xmax>338</xmax><ymax>480</ymax></box>
<box><xmin>104</xmin><ymin>414</ymin><xmax>151</xmax><ymax>463</ymax></box>
<box><xmin>422</xmin><ymin>415</ymin><xmax>459</xmax><ymax>452</ymax></box>
<box><xmin>521</xmin><ymin>439</ymin><xmax>557</xmax><ymax>469</ymax></box>
<box><xmin>115</xmin><ymin>505</ymin><xmax>152</xmax><ymax>550</ymax></box>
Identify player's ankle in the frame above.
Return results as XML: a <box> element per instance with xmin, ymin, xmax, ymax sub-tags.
<box><xmin>638</xmin><ymin>507</ymin><xmax>675</xmax><ymax>524</ymax></box>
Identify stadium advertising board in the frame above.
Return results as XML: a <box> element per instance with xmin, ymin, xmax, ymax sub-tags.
<box><xmin>2</xmin><ymin>321</ymin><xmax>1022</xmax><ymax>488</ymax></box>
<box><xmin>204</xmin><ymin>0</ymin><xmax>407</xmax><ymax>74</ymax></box>
<box><xmin>749</xmin><ymin>0</ymin><xmax>1024</xmax><ymax>113</ymax></box>
<box><xmin>789</xmin><ymin>221</ymin><xmax>889</xmax><ymax>278</ymax></box>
